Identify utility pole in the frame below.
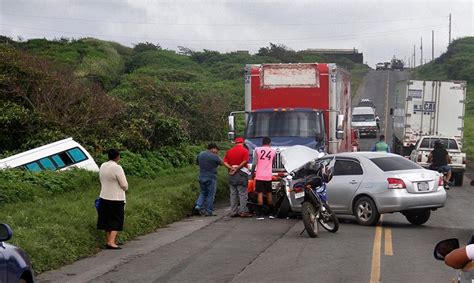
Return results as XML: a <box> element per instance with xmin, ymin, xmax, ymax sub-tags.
<box><xmin>449</xmin><ymin>13</ymin><xmax>452</xmax><ymax>44</ymax></box>
<box><xmin>420</xmin><ymin>37</ymin><xmax>423</xmax><ymax>66</ymax></box>
<box><xmin>432</xmin><ymin>30</ymin><xmax>435</xmax><ymax>61</ymax></box>
<box><xmin>413</xmin><ymin>44</ymin><xmax>416</xmax><ymax>68</ymax></box>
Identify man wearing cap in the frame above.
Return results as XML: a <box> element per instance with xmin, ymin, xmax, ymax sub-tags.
<box><xmin>224</xmin><ymin>137</ymin><xmax>252</xmax><ymax>218</ymax></box>
<box><xmin>194</xmin><ymin>143</ymin><xmax>233</xmax><ymax>216</ymax></box>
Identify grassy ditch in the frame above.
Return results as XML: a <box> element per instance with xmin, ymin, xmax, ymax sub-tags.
<box><xmin>2</xmin><ymin>166</ymin><xmax>229</xmax><ymax>274</ymax></box>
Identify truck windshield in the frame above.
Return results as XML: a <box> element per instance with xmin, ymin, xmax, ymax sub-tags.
<box><xmin>246</xmin><ymin>111</ymin><xmax>323</xmax><ymax>138</ymax></box>
<box><xmin>352</xmin><ymin>114</ymin><xmax>375</xmax><ymax>122</ymax></box>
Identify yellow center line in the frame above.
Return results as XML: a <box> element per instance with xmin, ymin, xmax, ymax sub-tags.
<box><xmin>384</xmin><ymin>228</ymin><xmax>393</xmax><ymax>256</ymax></box>
<box><xmin>370</xmin><ymin>216</ymin><xmax>383</xmax><ymax>283</ymax></box>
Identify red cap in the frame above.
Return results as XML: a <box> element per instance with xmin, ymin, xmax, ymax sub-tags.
<box><xmin>234</xmin><ymin>137</ymin><xmax>244</xmax><ymax>143</ymax></box>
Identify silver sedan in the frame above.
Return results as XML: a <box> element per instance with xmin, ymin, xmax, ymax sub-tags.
<box><xmin>281</xmin><ymin>151</ymin><xmax>447</xmax><ymax>226</ymax></box>
<box><xmin>325</xmin><ymin>152</ymin><xmax>447</xmax><ymax>225</ymax></box>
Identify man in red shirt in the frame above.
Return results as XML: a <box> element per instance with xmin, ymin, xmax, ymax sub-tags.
<box><xmin>224</xmin><ymin>137</ymin><xmax>252</xmax><ymax>217</ymax></box>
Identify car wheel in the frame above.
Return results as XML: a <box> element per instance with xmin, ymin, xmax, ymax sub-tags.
<box><xmin>353</xmin><ymin>197</ymin><xmax>380</xmax><ymax>226</ymax></box>
<box><xmin>405</xmin><ymin>210</ymin><xmax>431</xmax><ymax>225</ymax></box>
<box><xmin>454</xmin><ymin>172</ymin><xmax>464</xmax><ymax>186</ymax></box>
<box><xmin>276</xmin><ymin>194</ymin><xmax>290</xmax><ymax>218</ymax></box>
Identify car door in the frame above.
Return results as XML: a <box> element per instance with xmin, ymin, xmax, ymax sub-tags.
<box><xmin>326</xmin><ymin>158</ymin><xmax>365</xmax><ymax>213</ymax></box>
<box><xmin>0</xmin><ymin>247</ymin><xmax>6</xmax><ymax>283</ymax></box>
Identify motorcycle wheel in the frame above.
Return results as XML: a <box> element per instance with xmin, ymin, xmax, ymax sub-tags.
<box><xmin>317</xmin><ymin>203</ymin><xmax>339</xmax><ymax>233</ymax></box>
<box><xmin>301</xmin><ymin>202</ymin><xmax>319</xmax><ymax>238</ymax></box>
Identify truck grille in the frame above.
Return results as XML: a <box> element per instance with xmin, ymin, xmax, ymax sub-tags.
<box><xmin>272</xmin><ymin>152</ymin><xmax>284</xmax><ymax>171</ymax></box>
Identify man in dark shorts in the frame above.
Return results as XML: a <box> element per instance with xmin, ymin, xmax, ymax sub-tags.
<box><xmin>251</xmin><ymin>137</ymin><xmax>276</xmax><ymax>220</ymax></box>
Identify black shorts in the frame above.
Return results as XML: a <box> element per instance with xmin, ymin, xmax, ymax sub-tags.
<box><xmin>255</xmin><ymin>180</ymin><xmax>272</xmax><ymax>193</ymax></box>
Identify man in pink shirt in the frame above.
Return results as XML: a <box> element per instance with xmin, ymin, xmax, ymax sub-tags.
<box><xmin>251</xmin><ymin>137</ymin><xmax>276</xmax><ymax>220</ymax></box>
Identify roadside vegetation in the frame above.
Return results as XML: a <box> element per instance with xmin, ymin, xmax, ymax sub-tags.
<box><xmin>0</xmin><ymin>36</ymin><xmax>369</xmax><ymax>273</ymax></box>
<box><xmin>412</xmin><ymin>37</ymin><xmax>474</xmax><ymax>159</ymax></box>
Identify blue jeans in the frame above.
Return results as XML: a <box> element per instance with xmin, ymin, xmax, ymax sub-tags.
<box><xmin>195</xmin><ymin>178</ymin><xmax>217</xmax><ymax>213</ymax></box>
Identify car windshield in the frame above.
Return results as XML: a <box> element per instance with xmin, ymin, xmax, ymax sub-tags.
<box><xmin>419</xmin><ymin>138</ymin><xmax>459</xmax><ymax>150</ymax></box>
<box><xmin>370</xmin><ymin>156</ymin><xmax>422</xmax><ymax>171</ymax></box>
<box><xmin>352</xmin><ymin>114</ymin><xmax>375</xmax><ymax>122</ymax></box>
<box><xmin>358</xmin><ymin>101</ymin><xmax>374</xmax><ymax>108</ymax></box>
<box><xmin>246</xmin><ymin>111</ymin><xmax>324</xmax><ymax>138</ymax></box>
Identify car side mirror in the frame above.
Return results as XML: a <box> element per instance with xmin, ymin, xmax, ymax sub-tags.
<box><xmin>390</xmin><ymin>108</ymin><xmax>394</xmax><ymax>115</ymax></box>
<box><xmin>434</xmin><ymin>238</ymin><xmax>459</xmax><ymax>260</ymax></box>
<box><xmin>228</xmin><ymin>115</ymin><xmax>236</xmax><ymax>141</ymax></box>
<box><xmin>0</xmin><ymin>223</ymin><xmax>13</xmax><ymax>242</ymax></box>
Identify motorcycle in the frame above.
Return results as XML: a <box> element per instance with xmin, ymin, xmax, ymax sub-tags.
<box><xmin>429</xmin><ymin>164</ymin><xmax>450</xmax><ymax>190</ymax></box>
<box><xmin>289</xmin><ymin>155</ymin><xmax>339</xmax><ymax>238</ymax></box>
<box><xmin>434</xmin><ymin>235</ymin><xmax>474</xmax><ymax>283</ymax></box>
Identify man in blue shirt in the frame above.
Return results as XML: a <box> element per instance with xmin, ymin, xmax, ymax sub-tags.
<box><xmin>194</xmin><ymin>143</ymin><xmax>233</xmax><ymax>216</ymax></box>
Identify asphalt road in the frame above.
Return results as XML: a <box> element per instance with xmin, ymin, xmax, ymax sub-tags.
<box><xmin>38</xmin><ymin>70</ymin><xmax>474</xmax><ymax>283</ymax></box>
<box><xmin>353</xmin><ymin>69</ymin><xmax>408</xmax><ymax>151</ymax></box>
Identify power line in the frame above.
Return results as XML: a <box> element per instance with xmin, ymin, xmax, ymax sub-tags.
<box><xmin>0</xmin><ymin>23</ymin><xmax>446</xmax><ymax>43</ymax></box>
<box><xmin>0</xmin><ymin>12</ymin><xmax>447</xmax><ymax>27</ymax></box>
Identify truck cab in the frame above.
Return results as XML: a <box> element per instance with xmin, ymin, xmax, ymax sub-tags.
<box><xmin>351</xmin><ymin>106</ymin><xmax>377</xmax><ymax>138</ymax></box>
<box><xmin>409</xmin><ymin>136</ymin><xmax>466</xmax><ymax>186</ymax></box>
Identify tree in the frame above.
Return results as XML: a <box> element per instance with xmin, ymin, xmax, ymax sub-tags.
<box><xmin>133</xmin><ymin>42</ymin><xmax>161</xmax><ymax>53</ymax></box>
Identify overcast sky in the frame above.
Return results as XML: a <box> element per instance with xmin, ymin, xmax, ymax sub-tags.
<box><xmin>0</xmin><ymin>0</ymin><xmax>472</xmax><ymax>67</ymax></box>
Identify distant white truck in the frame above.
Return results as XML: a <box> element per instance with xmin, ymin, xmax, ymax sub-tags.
<box><xmin>351</xmin><ymin>106</ymin><xmax>378</xmax><ymax>138</ymax></box>
<box><xmin>391</xmin><ymin>80</ymin><xmax>466</xmax><ymax>156</ymax></box>
<box><xmin>409</xmin><ymin>136</ymin><xmax>466</xmax><ymax>186</ymax></box>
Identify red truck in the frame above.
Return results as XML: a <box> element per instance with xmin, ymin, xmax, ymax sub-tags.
<box><xmin>228</xmin><ymin>63</ymin><xmax>356</xmax><ymax>171</ymax></box>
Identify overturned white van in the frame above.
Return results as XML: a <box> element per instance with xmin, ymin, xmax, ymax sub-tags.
<box><xmin>0</xmin><ymin>138</ymin><xmax>99</xmax><ymax>172</ymax></box>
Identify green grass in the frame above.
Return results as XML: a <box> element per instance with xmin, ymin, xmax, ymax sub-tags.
<box><xmin>3</xmin><ymin>166</ymin><xmax>229</xmax><ymax>274</ymax></box>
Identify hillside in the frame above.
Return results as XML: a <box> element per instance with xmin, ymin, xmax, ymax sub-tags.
<box><xmin>412</xmin><ymin>37</ymin><xmax>474</xmax><ymax>158</ymax></box>
<box><xmin>0</xmin><ymin>37</ymin><xmax>369</xmax><ymax>156</ymax></box>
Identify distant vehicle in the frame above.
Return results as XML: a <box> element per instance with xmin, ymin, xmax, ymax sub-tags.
<box><xmin>357</xmin><ymin>98</ymin><xmax>376</xmax><ymax>111</ymax></box>
<box><xmin>384</xmin><ymin>62</ymin><xmax>391</xmax><ymax>70</ymax></box>
<box><xmin>0</xmin><ymin>138</ymin><xmax>99</xmax><ymax>172</ymax></box>
<box><xmin>390</xmin><ymin>58</ymin><xmax>404</xmax><ymax>71</ymax></box>
<box><xmin>391</xmin><ymin>80</ymin><xmax>466</xmax><ymax>156</ymax></box>
<box><xmin>0</xmin><ymin>223</ymin><xmax>35</xmax><ymax>283</ymax></box>
<box><xmin>375</xmin><ymin>62</ymin><xmax>385</xmax><ymax>70</ymax></box>
<box><xmin>319</xmin><ymin>152</ymin><xmax>446</xmax><ymax>226</ymax></box>
<box><xmin>409</xmin><ymin>136</ymin><xmax>466</xmax><ymax>186</ymax></box>
<box><xmin>351</xmin><ymin>106</ymin><xmax>377</xmax><ymax>138</ymax></box>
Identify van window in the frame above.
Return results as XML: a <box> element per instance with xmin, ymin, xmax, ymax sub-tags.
<box><xmin>51</xmin><ymin>154</ymin><xmax>66</xmax><ymax>168</ymax></box>
<box><xmin>39</xmin><ymin>158</ymin><xmax>56</xmax><ymax>170</ymax></box>
<box><xmin>68</xmin><ymin>148</ymin><xmax>87</xmax><ymax>162</ymax></box>
<box><xmin>25</xmin><ymin>162</ymin><xmax>42</xmax><ymax>172</ymax></box>
<box><xmin>58</xmin><ymin>152</ymin><xmax>74</xmax><ymax>166</ymax></box>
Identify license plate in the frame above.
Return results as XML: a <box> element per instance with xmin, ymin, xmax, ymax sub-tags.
<box><xmin>272</xmin><ymin>182</ymin><xmax>279</xmax><ymax>191</ymax></box>
<box><xmin>294</xmin><ymin>191</ymin><xmax>305</xmax><ymax>199</ymax></box>
<box><xmin>418</xmin><ymin>182</ymin><xmax>430</xmax><ymax>191</ymax></box>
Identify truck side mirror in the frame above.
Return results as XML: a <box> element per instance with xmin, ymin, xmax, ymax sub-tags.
<box><xmin>228</xmin><ymin>115</ymin><xmax>235</xmax><ymax>132</ymax></box>
<box><xmin>228</xmin><ymin>115</ymin><xmax>235</xmax><ymax>141</ymax></box>
<box><xmin>336</xmin><ymin>114</ymin><xmax>345</xmax><ymax>140</ymax></box>
<box><xmin>390</xmin><ymin>108</ymin><xmax>394</xmax><ymax>115</ymax></box>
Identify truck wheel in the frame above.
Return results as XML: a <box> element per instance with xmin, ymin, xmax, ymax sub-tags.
<box><xmin>353</xmin><ymin>197</ymin><xmax>380</xmax><ymax>226</ymax></box>
<box><xmin>405</xmin><ymin>210</ymin><xmax>431</xmax><ymax>225</ymax></box>
<box><xmin>454</xmin><ymin>172</ymin><xmax>464</xmax><ymax>186</ymax></box>
<box><xmin>276</xmin><ymin>195</ymin><xmax>290</xmax><ymax>218</ymax></box>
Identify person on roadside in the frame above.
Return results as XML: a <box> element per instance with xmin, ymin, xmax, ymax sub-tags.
<box><xmin>371</xmin><ymin>135</ymin><xmax>390</xmax><ymax>152</ymax></box>
<box><xmin>375</xmin><ymin>115</ymin><xmax>381</xmax><ymax>131</ymax></box>
<box><xmin>445</xmin><ymin>244</ymin><xmax>474</xmax><ymax>269</ymax></box>
<box><xmin>251</xmin><ymin>137</ymin><xmax>276</xmax><ymax>220</ymax></box>
<box><xmin>194</xmin><ymin>143</ymin><xmax>233</xmax><ymax>217</ymax></box>
<box><xmin>428</xmin><ymin>140</ymin><xmax>452</xmax><ymax>189</ymax></box>
<box><xmin>97</xmin><ymin>149</ymin><xmax>128</xmax><ymax>250</ymax></box>
<box><xmin>224</xmin><ymin>137</ymin><xmax>252</xmax><ymax>218</ymax></box>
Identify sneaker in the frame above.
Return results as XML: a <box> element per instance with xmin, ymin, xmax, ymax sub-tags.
<box><xmin>445</xmin><ymin>184</ymin><xmax>450</xmax><ymax>190</ymax></box>
<box><xmin>205</xmin><ymin>212</ymin><xmax>218</xmax><ymax>217</ymax></box>
<box><xmin>268</xmin><ymin>215</ymin><xmax>276</xmax><ymax>219</ymax></box>
<box><xmin>256</xmin><ymin>215</ymin><xmax>265</xmax><ymax>220</ymax></box>
<box><xmin>192</xmin><ymin>207</ymin><xmax>201</xmax><ymax>216</ymax></box>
